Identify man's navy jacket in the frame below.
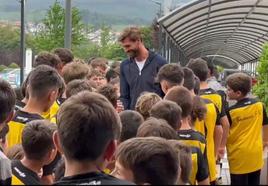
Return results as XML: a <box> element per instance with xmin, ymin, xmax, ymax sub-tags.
<box><xmin>120</xmin><ymin>51</ymin><xmax>167</xmax><ymax>110</ymax></box>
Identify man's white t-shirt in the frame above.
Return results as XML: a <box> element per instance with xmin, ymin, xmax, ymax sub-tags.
<box><xmin>135</xmin><ymin>59</ymin><xmax>146</xmax><ymax>75</ymax></box>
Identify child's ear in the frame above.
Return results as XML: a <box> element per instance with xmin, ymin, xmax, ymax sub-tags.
<box><xmin>53</xmin><ymin>131</ymin><xmax>63</xmax><ymax>154</ymax></box>
<box><xmin>104</xmin><ymin>140</ymin><xmax>117</xmax><ymax>162</ymax></box>
<box><xmin>49</xmin><ymin>90</ymin><xmax>59</xmax><ymax>102</ymax></box>
<box><xmin>4</xmin><ymin>110</ymin><xmax>14</xmax><ymax>123</ymax></box>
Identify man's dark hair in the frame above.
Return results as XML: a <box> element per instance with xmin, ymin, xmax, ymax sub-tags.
<box><xmin>97</xmin><ymin>84</ymin><xmax>118</xmax><ymax>108</ymax></box>
<box><xmin>119</xmin><ymin>110</ymin><xmax>144</xmax><ymax>142</ymax></box>
<box><xmin>156</xmin><ymin>63</ymin><xmax>184</xmax><ymax>86</ymax></box>
<box><xmin>137</xmin><ymin>117</ymin><xmax>177</xmax><ymax>140</ymax></box>
<box><xmin>57</xmin><ymin>91</ymin><xmax>121</xmax><ymax>161</ymax></box>
<box><xmin>226</xmin><ymin>72</ymin><xmax>252</xmax><ymax>96</ymax></box>
<box><xmin>66</xmin><ymin>79</ymin><xmax>92</xmax><ymax>98</ymax></box>
<box><xmin>183</xmin><ymin>67</ymin><xmax>195</xmax><ymax>91</ymax></box>
<box><xmin>53</xmin><ymin>48</ymin><xmax>74</xmax><ymax>65</ymax></box>
<box><xmin>22</xmin><ymin>120</ymin><xmax>54</xmax><ymax>160</ymax></box>
<box><xmin>0</xmin><ymin>79</ymin><xmax>16</xmax><ymax>124</ymax></box>
<box><xmin>150</xmin><ymin>100</ymin><xmax>182</xmax><ymax>130</ymax></box>
<box><xmin>115</xmin><ymin>137</ymin><xmax>179</xmax><ymax>185</ymax></box>
<box><xmin>187</xmin><ymin>58</ymin><xmax>209</xmax><ymax>82</ymax></box>
<box><xmin>165</xmin><ymin>86</ymin><xmax>193</xmax><ymax>118</ymax></box>
<box><xmin>28</xmin><ymin>65</ymin><xmax>63</xmax><ymax>98</ymax></box>
<box><xmin>34</xmin><ymin>52</ymin><xmax>62</xmax><ymax>69</ymax></box>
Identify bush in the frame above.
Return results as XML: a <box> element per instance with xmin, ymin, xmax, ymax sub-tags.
<box><xmin>0</xmin><ymin>65</ymin><xmax>7</xmax><ymax>72</ymax></box>
<box><xmin>8</xmin><ymin>62</ymin><xmax>19</xmax><ymax>69</ymax></box>
<box><xmin>253</xmin><ymin>43</ymin><xmax>268</xmax><ymax>111</ymax></box>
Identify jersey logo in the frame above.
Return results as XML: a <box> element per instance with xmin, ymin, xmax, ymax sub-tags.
<box><xmin>14</xmin><ymin>167</ymin><xmax>26</xmax><ymax>178</ymax></box>
<box><xmin>179</xmin><ymin>134</ymin><xmax>191</xmax><ymax>138</ymax></box>
<box><xmin>16</xmin><ymin>116</ymin><xmax>29</xmax><ymax>123</ymax></box>
<box><xmin>78</xmin><ymin>180</ymin><xmax>101</xmax><ymax>185</ymax></box>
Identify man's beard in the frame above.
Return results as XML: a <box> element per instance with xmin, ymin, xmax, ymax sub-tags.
<box><xmin>127</xmin><ymin>49</ymin><xmax>139</xmax><ymax>58</ymax></box>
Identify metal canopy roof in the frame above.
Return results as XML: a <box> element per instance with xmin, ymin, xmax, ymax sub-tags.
<box><xmin>158</xmin><ymin>0</ymin><xmax>268</xmax><ymax>67</ymax></box>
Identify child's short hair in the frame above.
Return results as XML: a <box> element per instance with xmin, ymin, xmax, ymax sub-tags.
<box><xmin>135</xmin><ymin>92</ymin><xmax>162</xmax><ymax>119</ymax></box>
<box><xmin>97</xmin><ymin>84</ymin><xmax>118</xmax><ymax>108</ymax></box>
<box><xmin>34</xmin><ymin>52</ymin><xmax>62</xmax><ymax>69</ymax></box>
<box><xmin>183</xmin><ymin>67</ymin><xmax>195</xmax><ymax>91</ymax></box>
<box><xmin>226</xmin><ymin>72</ymin><xmax>252</xmax><ymax>96</ymax></box>
<box><xmin>62</xmin><ymin>62</ymin><xmax>90</xmax><ymax>84</ymax></box>
<box><xmin>28</xmin><ymin>65</ymin><xmax>63</xmax><ymax>99</ymax></box>
<box><xmin>137</xmin><ymin>117</ymin><xmax>177</xmax><ymax>140</ymax></box>
<box><xmin>119</xmin><ymin>110</ymin><xmax>144</xmax><ymax>142</ymax></box>
<box><xmin>150</xmin><ymin>100</ymin><xmax>182</xmax><ymax>130</ymax></box>
<box><xmin>169</xmin><ymin>140</ymin><xmax>192</xmax><ymax>184</ymax></box>
<box><xmin>115</xmin><ymin>137</ymin><xmax>179</xmax><ymax>185</ymax></box>
<box><xmin>22</xmin><ymin>120</ymin><xmax>55</xmax><ymax>161</ymax></box>
<box><xmin>0</xmin><ymin>79</ymin><xmax>16</xmax><ymax>123</ymax></box>
<box><xmin>187</xmin><ymin>58</ymin><xmax>209</xmax><ymax>82</ymax></box>
<box><xmin>6</xmin><ymin>144</ymin><xmax>24</xmax><ymax>160</ymax></box>
<box><xmin>53</xmin><ymin>48</ymin><xmax>74</xmax><ymax>65</ymax></box>
<box><xmin>156</xmin><ymin>63</ymin><xmax>184</xmax><ymax>86</ymax></box>
<box><xmin>0</xmin><ymin>124</ymin><xmax>9</xmax><ymax>145</ymax></box>
<box><xmin>57</xmin><ymin>92</ymin><xmax>121</xmax><ymax>161</ymax></box>
<box><xmin>106</xmin><ymin>69</ymin><xmax>119</xmax><ymax>83</ymax></box>
<box><xmin>164</xmin><ymin>86</ymin><xmax>193</xmax><ymax>118</ymax></box>
<box><xmin>90</xmin><ymin>57</ymin><xmax>108</xmax><ymax>72</ymax></box>
<box><xmin>66</xmin><ymin>79</ymin><xmax>92</xmax><ymax>98</ymax></box>
<box><xmin>193</xmin><ymin>76</ymin><xmax>201</xmax><ymax>95</ymax></box>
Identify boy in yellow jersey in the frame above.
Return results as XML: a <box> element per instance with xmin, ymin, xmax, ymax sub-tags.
<box><xmin>226</xmin><ymin>73</ymin><xmax>268</xmax><ymax>185</ymax></box>
<box><xmin>187</xmin><ymin>58</ymin><xmax>229</xmax><ymax>161</ymax></box>
<box><xmin>11</xmin><ymin>120</ymin><xmax>57</xmax><ymax>185</ymax></box>
<box><xmin>7</xmin><ymin>65</ymin><xmax>62</xmax><ymax>148</ymax></box>
<box><xmin>165</xmin><ymin>86</ymin><xmax>209</xmax><ymax>185</ymax></box>
<box><xmin>183</xmin><ymin>67</ymin><xmax>223</xmax><ymax>184</ymax></box>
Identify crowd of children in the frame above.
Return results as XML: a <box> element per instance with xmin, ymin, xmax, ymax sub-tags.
<box><xmin>1</xmin><ymin>27</ymin><xmax>268</xmax><ymax>185</ymax></box>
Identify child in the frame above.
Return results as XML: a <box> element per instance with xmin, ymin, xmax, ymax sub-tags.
<box><xmin>7</xmin><ymin>65</ymin><xmax>63</xmax><ymax>148</ymax></box>
<box><xmin>169</xmin><ymin>140</ymin><xmax>193</xmax><ymax>185</ymax></box>
<box><xmin>165</xmin><ymin>86</ymin><xmax>209</xmax><ymax>185</ymax></box>
<box><xmin>11</xmin><ymin>120</ymin><xmax>57</xmax><ymax>185</ymax></box>
<box><xmin>156</xmin><ymin>63</ymin><xmax>184</xmax><ymax>94</ymax></box>
<box><xmin>53</xmin><ymin>48</ymin><xmax>74</xmax><ymax>65</ymax></box>
<box><xmin>0</xmin><ymin>79</ymin><xmax>16</xmax><ymax>185</ymax></box>
<box><xmin>119</xmin><ymin>110</ymin><xmax>144</xmax><ymax>143</ymax></box>
<box><xmin>183</xmin><ymin>67</ymin><xmax>222</xmax><ymax>184</ymax></box>
<box><xmin>150</xmin><ymin>100</ymin><xmax>182</xmax><ymax>130</ymax></box>
<box><xmin>65</xmin><ymin>79</ymin><xmax>92</xmax><ymax>98</ymax></box>
<box><xmin>226</xmin><ymin>72</ymin><xmax>268</xmax><ymax>185</ymax></box>
<box><xmin>135</xmin><ymin>92</ymin><xmax>162</xmax><ymax>120</ymax></box>
<box><xmin>34</xmin><ymin>51</ymin><xmax>63</xmax><ymax>75</ymax></box>
<box><xmin>188</xmin><ymin>58</ymin><xmax>229</xmax><ymax>160</ymax></box>
<box><xmin>136</xmin><ymin>117</ymin><xmax>178</xmax><ymax>140</ymax></box>
<box><xmin>113</xmin><ymin>137</ymin><xmax>179</xmax><ymax>185</ymax></box>
<box><xmin>97</xmin><ymin>84</ymin><xmax>118</xmax><ymax>109</ymax></box>
<box><xmin>53</xmin><ymin>92</ymin><xmax>133</xmax><ymax>185</ymax></box>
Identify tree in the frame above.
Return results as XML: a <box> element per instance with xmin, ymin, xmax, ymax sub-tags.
<box><xmin>253</xmin><ymin>43</ymin><xmax>268</xmax><ymax>111</ymax></box>
<box><xmin>31</xmin><ymin>0</ymin><xmax>86</xmax><ymax>52</ymax></box>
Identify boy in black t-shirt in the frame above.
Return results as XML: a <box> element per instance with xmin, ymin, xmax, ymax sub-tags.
<box><xmin>11</xmin><ymin>120</ymin><xmax>57</xmax><ymax>185</ymax></box>
<box><xmin>54</xmin><ymin>92</ymin><xmax>133</xmax><ymax>185</ymax></box>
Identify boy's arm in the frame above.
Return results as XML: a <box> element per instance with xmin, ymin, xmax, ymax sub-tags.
<box><xmin>214</xmin><ymin>125</ymin><xmax>223</xmax><ymax>157</ymax></box>
<box><xmin>218</xmin><ymin>116</ymin><xmax>230</xmax><ymax>158</ymax></box>
<box><xmin>262</xmin><ymin>105</ymin><xmax>268</xmax><ymax>147</ymax></box>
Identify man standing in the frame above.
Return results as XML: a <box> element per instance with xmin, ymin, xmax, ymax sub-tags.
<box><xmin>119</xmin><ymin>27</ymin><xmax>167</xmax><ymax>110</ymax></box>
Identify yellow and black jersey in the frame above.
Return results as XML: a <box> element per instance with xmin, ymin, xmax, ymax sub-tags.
<box><xmin>189</xmin><ymin>146</ymin><xmax>209</xmax><ymax>185</ymax></box>
<box><xmin>226</xmin><ymin>98</ymin><xmax>268</xmax><ymax>174</ymax></box>
<box><xmin>7</xmin><ymin>110</ymin><xmax>43</xmax><ymax>148</ymax></box>
<box><xmin>200</xmin><ymin>88</ymin><xmax>226</xmax><ymax>118</ymax></box>
<box><xmin>41</xmin><ymin>98</ymin><xmax>65</xmax><ymax>122</ymax></box>
<box><xmin>11</xmin><ymin>160</ymin><xmax>41</xmax><ymax>185</ymax></box>
<box><xmin>194</xmin><ymin>98</ymin><xmax>220</xmax><ymax>182</ymax></box>
<box><xmin>177</xmin><ymin>129</ymin><xmax>207</xmax><ymax>155</ymax></box>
